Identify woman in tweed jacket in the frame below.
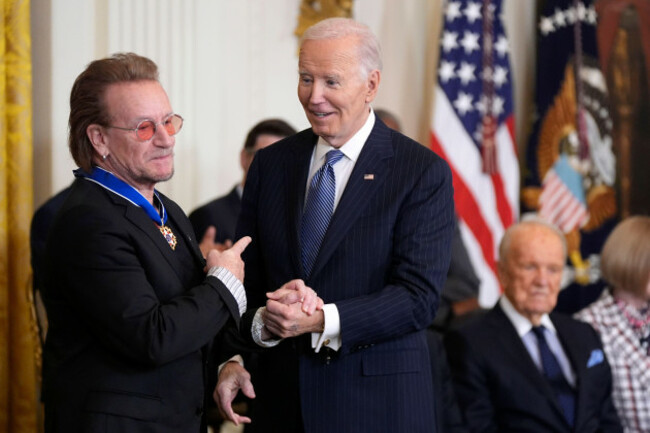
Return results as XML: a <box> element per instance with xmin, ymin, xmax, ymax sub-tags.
<box><xmin>576</xmin><ymin>216</ymin><xmax>650</xmax><ymax>433</ymax></box>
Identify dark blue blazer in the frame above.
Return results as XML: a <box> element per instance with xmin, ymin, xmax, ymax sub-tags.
<box><xmin>445</xmin><ymin>304</ymin><xmax>622</xmax><ymax>433</ymax></box>
<box><xmin>189</xmin><ymin>186</ymin><xmax>241</xmax><ymax>243</ymax></box>
<box><xmin>236</xmin><ymin>118</ymin><xmax>455</xmax><ymax>433</ymax></box>
<box><xmin>41</xmin><ymin>178</ymin><xmax>241</xmax><ymax>433</ymax></box>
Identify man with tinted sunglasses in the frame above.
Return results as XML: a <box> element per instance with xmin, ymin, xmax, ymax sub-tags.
<box><xmin>39</xmin><ymin>52</ymin><xmax>316</xmax><ymax>433</ymax></box>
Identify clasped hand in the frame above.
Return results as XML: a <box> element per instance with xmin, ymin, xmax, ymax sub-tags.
<box><xmin>262</xmin><ymin>279</ymin><xmax>325</xmax><ymax>339</ymax></box>
<box><xmin>215</xmin><ymin>279</ymin><xmax>324</xmax><ymax>425</ymax></box>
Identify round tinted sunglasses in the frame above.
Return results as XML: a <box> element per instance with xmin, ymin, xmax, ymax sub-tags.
<box><xmin>107</xmin><ymin>113</ymin><xmax>184</xmax><ymax>141</ymax></box>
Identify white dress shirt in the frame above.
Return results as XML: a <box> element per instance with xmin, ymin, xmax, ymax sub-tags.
<box><xmin>500</xmin><ymin>296</ymin><xmax>576</xmax><ymax>387</ymax></box>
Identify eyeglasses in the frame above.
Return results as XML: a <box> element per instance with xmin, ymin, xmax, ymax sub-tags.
<box><xmin>107</xmin><ymin>113</ymin><xmax>184</xmax><ymax>141</ymax></box>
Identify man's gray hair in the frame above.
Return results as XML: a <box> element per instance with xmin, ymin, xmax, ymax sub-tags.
<box><xmin>499</xmin><ymin>214</ymin><xmax>568</xmax><ymax>262</ymax></box>
<box><xmin>301</xmin><ymin>17</ymin><xmax>382</xmax><ymax>78</ymax></box>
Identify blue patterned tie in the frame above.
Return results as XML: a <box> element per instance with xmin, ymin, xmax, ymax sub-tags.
<box><xmin>301</xmin><ymin>149</ymin><xmax>344</xmax><ymax>277</ymax></box>
<box><xmin>532</xmin><ymin>326</ymin><xmax>576</xmax><ymax>427</ymax></box>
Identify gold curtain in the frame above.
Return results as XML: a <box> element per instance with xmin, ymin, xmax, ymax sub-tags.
<box><xmin>0</xmin><ymin>0</ymin><xmax>37</xmax><ymax>432</ymax></box>
<box><xmin>295</xmin><ymin>0</ymin><xmax>354</xmax><ymax>39</ymax></box>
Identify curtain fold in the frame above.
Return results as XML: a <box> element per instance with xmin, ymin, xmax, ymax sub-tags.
<box><xmin>0</xmin><ymin>0</ymin><xmax>38</xmax><ymax>432</ymax></box>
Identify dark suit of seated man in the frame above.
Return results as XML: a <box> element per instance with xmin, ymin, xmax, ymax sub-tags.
<box><xmin>445</xmin><ymin>218</ymin><xmax>622</xmax><ymax>433</ymax></box>
<box><xmin>189</xmin><ymin>119</ymin><xmax>296</xmax><ymax>249</ymax></box>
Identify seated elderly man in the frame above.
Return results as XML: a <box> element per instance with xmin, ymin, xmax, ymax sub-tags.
<box><xmin>445</xmin><ymin>218</ymin><xmax>622</xmax><ymax>433</ymax></box>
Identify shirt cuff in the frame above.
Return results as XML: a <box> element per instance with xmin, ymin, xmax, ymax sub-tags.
<box><xmin>311</xmin><ymin>303</ymin><xmax>341</xmax><ymax>352</ymax></box>
<box><xmin>208</xmin><ymin>266</ymin><xmax>247</xmax><ymax>317</ymax></box>
<box><xmin>217</xmin><ymin>354</ymin><xmax>244</xmax><ymax>375</ymax></box>
<box><xmin>251</xmin><ymin>307</ymin><xmax>282</xmax><ymax>347</ymax></box>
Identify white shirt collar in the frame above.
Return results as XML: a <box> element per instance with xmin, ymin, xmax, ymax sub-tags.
<box><xmin>313</xmin><ymin>108</ymin><xmax>375</xmax><ymax>163</ymax></box>
<box><xmin>499</xmin><ymin>295</ymin><xmax>557</xmax><ymax>337</ymax></box>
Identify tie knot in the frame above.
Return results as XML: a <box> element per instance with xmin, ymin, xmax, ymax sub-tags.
<box><xmin>325</xmin><ymin>149</ymin><xmax>344</xmax><ymax>166</ymax></box>
<box><xmin>532</xmin><ymin>326</ymin><xmax>546</xmax><ymax>340</ymax></box>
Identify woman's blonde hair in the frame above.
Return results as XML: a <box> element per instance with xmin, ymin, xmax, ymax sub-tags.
<box><xmin>601</xmin><ymin>216</ymin><xmax>650</xmax><ymax>296</ymax></box>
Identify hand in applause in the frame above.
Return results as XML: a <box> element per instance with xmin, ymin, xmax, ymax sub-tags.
<box><xmin>199</xmin><ymin>226</ymin><xmax>233</xmax><ymax>258</ymax></box>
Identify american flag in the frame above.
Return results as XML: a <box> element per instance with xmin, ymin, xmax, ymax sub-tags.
<box><xmin>522</xmin><ymin>0</ymin><xmax>618</xmax><ymax>313</ymax></box>
<box><xmin>539</xmin><ymin>155</ymin><xmax>589</xmax><ymax>233</ymax></box>
<box><xmin>430</xmin><ymin>0</ymin><xmax>519</xmax><ymax>307</ymax></box>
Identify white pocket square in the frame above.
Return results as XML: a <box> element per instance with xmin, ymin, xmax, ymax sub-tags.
<box><xmin>587</xmin><ymin>349</ymin><xmax>604</xmax><ymax>368</ymax></box>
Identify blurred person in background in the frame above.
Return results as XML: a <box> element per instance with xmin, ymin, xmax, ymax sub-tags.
<box><xmin>446</xmin><ymin>218</ymin><xmax>621</xmax><ymax>432</ymax></box>
<box><xmin>190</xmin><ymin>119</ymin><xmax>296</xmax><ymax>254</ymax></box>
<box><xmin>576</xmin><ymin>216</ymin><xmax>650</xmax><ymax>432</ymax></box>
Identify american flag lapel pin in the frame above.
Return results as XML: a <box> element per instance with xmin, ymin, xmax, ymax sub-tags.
<box><xmin>364</xmin><ymin>174</ymin><xmax>374</xmax><ymax>180</ymax></box>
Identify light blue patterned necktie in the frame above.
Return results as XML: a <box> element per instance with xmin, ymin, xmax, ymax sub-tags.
<box><xmin>301</xmin><ymin>149</ymin><xmax>344</xmax><ymax>277</ymax></box>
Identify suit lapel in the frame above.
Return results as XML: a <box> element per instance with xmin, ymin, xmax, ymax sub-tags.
<box><xmin>491</xmin><ymin>307</ymin><xmax>548</xmax><ymax>387</ymax></box>
<box><xmin>121</xmin><ymin>195</ymin><xmax>198</xmax><ymax>283</ymax></box>
<box><xmin>287</xmin><ymin>134</ymin><xmax>317</xmax><ymax>277</ymax></box>
<box><xmin>163</xmin><ymin>195</ymin><xmax>206</xmax><ymax>269</ymax></box>
<box><xmin>492</xmin><ymin>307</ymin><xmax>570</xmax><ymax>425</ymax></box>
<box><xmin>309</xmin><ymin>122</ymin><xmax>393</xmax><ymax>279</ymax></box>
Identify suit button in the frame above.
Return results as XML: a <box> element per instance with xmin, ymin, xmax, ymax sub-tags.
<box><xmin>323</xmin><ymin>338</ymin><xmax>330</xmax><ymax>346</ymax></box>
<box><xmin>196</xmin><ymin>406</ymin><xmax>203</xmax><ymax>416</ymax></box>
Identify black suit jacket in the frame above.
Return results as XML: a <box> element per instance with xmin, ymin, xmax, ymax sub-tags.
<box><xmin>426</xmin><ymin>329</ymin><xmax>468</xmax><ymax>433</ymax></box>
<box><xmin>432</xmin><ymin>221</ymin><xmax>480</xmax><ymax>329</ymax></box>
<box><xmin>41</xmin><ymin>178</ymin><xmax>241</xmax><ymax>433</ymax></box>
<box><xmin>235</xmin><ymin>118</ymin><xmax>455</xmax><ymax>432</ymax></box>
<box><xmin>189</xmin><ymin>186</ymin><xmax>240</xmax><ymax>243</ymax></box>
<box><xmin>31</xmin><ymin>186</ymin><xmax>72</xmax><ymax>290</ymax></box>
<box><xmin>445</xmin><ymin>303</ymin><xmax>622</xmax><ymax>433</ymax></box>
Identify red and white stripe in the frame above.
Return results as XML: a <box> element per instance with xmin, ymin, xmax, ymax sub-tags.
<box><xmin>430</xmin><ymin>85</ymin><xmax>519</xmax><ymax>307</ymax></box>
<box><xmin>539</xmin><ymin>171</ymin><xmax>588</xmax><ymax>233</ymax></box>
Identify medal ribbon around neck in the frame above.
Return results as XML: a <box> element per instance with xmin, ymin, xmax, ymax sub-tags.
<box><xmin>74</xmin><ymin>167</ymin><xmax>178</xmax><ymax>250</ymax></box>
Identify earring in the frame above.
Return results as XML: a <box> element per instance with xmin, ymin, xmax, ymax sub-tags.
<box><xmin>102</xmin><ymin>154</ymin><xmax>108</xmax><ymax>160</ymax></box>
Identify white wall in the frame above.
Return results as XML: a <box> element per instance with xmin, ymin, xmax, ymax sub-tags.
<box><xmin>31</xmin><ymin>0</ymin><xmax>536</xmax><ymax>214</ymax></box>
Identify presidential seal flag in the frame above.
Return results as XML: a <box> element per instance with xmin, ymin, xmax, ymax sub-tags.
<box><xmin>430</xmin><ymin>0</ymin><xmax>519</xmax><ymax>307</ymax></box>
<box><xmin>521</xmin><ymin>0</ymin><xmax>618</xmax><ymax>312</ymax></box>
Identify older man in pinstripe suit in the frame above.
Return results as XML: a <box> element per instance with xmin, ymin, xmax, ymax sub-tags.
<box><xmin>216</xmin><ymin>17</ymin><xmax>455</xmax><ymax>433</ymax></box>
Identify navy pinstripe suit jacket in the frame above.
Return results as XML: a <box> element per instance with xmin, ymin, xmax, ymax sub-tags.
<box><xmin>235</xmin><ymin>118</ymin><xmax>455</xmax><ymax>433</ymax></box>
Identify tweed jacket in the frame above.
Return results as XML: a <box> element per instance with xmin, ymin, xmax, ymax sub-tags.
<box><xmin>576</xmin><ymin>290</ymin><xmax>650</xmax><ymax>432</ymax></box>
